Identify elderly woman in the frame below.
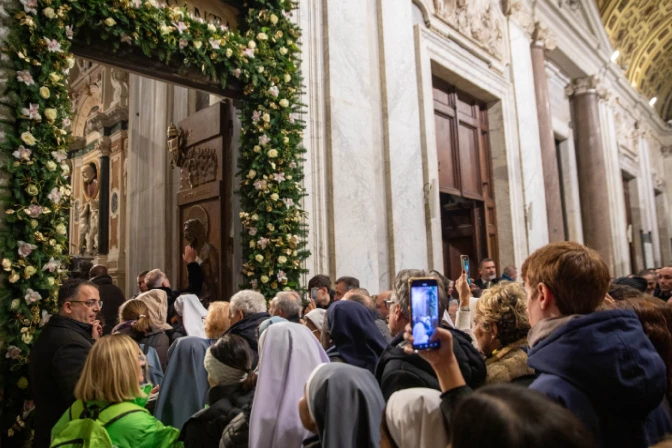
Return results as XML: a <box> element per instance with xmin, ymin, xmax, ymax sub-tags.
<box><xmin>204</xmin><ymin>301</ymin><xmax>231</xmax><ymax>340</ymax></box>
<box><xmin>456</xmin><ymin>274</ymin><xmax>535</xmax><ymax>385</ymax></box>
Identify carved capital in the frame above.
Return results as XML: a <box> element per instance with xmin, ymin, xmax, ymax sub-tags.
<box><xmin>505</xmin><ymin>0</ymin><xmax>534</xmax><ymax>34</ymax></box>
<box><xmin>565</xmin><ymin>75</ymin><xmax>599</xmax><ymax>97</ymax></box>
<box><xmin>95</xmin><ymin>136</ymin><xmax>112</xmax><ymax>157</ymax></box>
<box><xmin>531</xmin><ymin>21</ymin><xmax>556</xmax><ymax>51</ymax></box>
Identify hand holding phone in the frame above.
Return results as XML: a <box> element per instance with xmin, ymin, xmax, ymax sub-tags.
<box><xmin>409</xmin><ymin>277</ymin><xmax>440</xmax><ymax>351</ymax></box>
<box><xmin>460</xmin><ymin>255</ymin><xmax>471</xmax><ymax>285</ymax></box>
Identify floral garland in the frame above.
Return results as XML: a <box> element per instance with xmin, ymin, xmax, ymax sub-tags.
<box><xmin>0</xmin><ymin>0</ymin><xmax>308</xmax><ymax>441</ymax></box>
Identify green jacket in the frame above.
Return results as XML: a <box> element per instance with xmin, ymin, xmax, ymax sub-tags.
<box><xmin>51</xmin><ymin>387</ymin><xmax>183</xmax><ymax>448</ymax></box>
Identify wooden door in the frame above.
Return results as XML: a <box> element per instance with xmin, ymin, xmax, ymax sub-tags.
<box><xmin>177</xmin><ymin>101</ymin><xmax>234</xmax><ymax>304</ymax></box>
<box><xmin>433</xmin><ymin>78</ymin><xmax>498</xmax><ymax>277</ymax></box>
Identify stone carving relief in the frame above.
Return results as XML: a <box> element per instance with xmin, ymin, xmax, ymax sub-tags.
<box><xmin>109</xmin><ymin>69</ymin><xmax>129</xmax><ymax>109</ymax></box>
<box><xmin>613</xmin><ymin>109</ymin><xmax>639</xmax><ymax>161</ymax></box>
<box><xmin>183</xmin><ymin>207</ymin><xmax>218</xmax><ymax>307</ymax></box>
<box><xmin>433</xmin><ymin>0</ymin><xmax>505</xmax><ymax>60</ymax></box>
<box><xmin>180</xmin><ymin>147</ymin><xmax>218</xmax><ymax>190</ymax></box>
<box><xmin>78</xmin><ymin>162</ymin><xmax>100</xmax><ymax>256</ymax></box>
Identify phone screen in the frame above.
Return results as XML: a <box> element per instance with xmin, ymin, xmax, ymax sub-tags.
<box><xmin>410</xmin><ymin>278</ymin><xmax>440</xmax><ymax>351</ymax></box>
<box><xmin>311</xmin><ymin>287</ymin><xmax>318</xmax><ymax>302</ymax></box>
<box><xmin>461</xmin><ymin>255</ymin><xmax>471</xmax><ymax>285</ymax></box>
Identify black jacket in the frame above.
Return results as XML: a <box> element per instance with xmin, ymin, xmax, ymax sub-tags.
<box><xmin>225</xmin><ymin>312</ymin><xmax>271</xmax><ymax>367</ymax></box>
<box><xmin>91</xmin><ymin>274</ymin><xmax>126</xmax><ymax>335</ymax></box>
<box><xmin>181</xmin><ymin>383</ymin><xmax>255</xmax><ymax>448</ymax></box>
<box><xmin>156</xmin><ymin>262</ymin><xmax>204</xmax><ymax>322</ymax></box>
<box><xmin>115</xmin><ymin>325</ymin><xmax>170</xmax><ymax>370</ymax></box>
<box><xmin>474</xmin><ymin>278</ymin><xmax>500</xmax><ymax>290</ymax></box>
<box><xmin>374</xmin><ymin>326</ymin><xmax>486</xmax><ymax>401</ymax></box>
<box><xmin>29</xmin><ymin>315</ymin><xmax>95</xmax><ymax>447</ymax></box>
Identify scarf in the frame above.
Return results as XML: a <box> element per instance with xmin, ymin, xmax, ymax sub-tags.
<box><xmin>528</xmin><ymin>315</ymin><xmax>581</xmax><ymax>348</ymax></box>
<box><xmin>203</xmin><ymin>348</ymin><xmax>248</xmax><ymax>386</ymax></box>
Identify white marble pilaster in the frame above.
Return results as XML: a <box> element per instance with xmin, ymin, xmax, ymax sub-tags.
<box><xmin>638</xmin><ymin>137</ymin><xmax>661</xmax><ymax>266</ymax></box>
<box><xmin>508</xmin><ymin>21</ymin><xmax>549</xmax><ymax>253</ymax></box>
<box><xmin>379</xmin><ymin>0</ymin><xmax>428</xmax><ymax>277</ymax></box>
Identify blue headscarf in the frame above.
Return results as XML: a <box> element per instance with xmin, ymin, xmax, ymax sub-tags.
<box><xmin>327</xmin><ymin>301</ymin><xmax>387</xmax><ymax>373</ymax></box>
<box><xmin>256</xmin><ymin>316</ymin><xmax>287</xmax><ymax>340</ymax></box>
<box><xmin>154</xmin><ymin>336</ymin><xmax>214</xmax><ymax>430</ymax></box>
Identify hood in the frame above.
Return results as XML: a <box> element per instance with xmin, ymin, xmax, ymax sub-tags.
<box><xmin>527</xmin><ymin>309</ymin><xmax>666</xmax><ymax>418</ymax></box>
<box><xmin>227</xmin><ymin>312</ymin><xmax>271</xmax><ymax>352</ymax></box>
<box><xmin>91</xmin><ymin>274</ymin><xmax>113</xmax><ymax>286</ymax></box>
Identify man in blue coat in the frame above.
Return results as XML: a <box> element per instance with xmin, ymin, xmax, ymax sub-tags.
<box><xmin>522</xmin><ymin>242</ymin><xmax>671</xmax><ymax>447</ymax></box>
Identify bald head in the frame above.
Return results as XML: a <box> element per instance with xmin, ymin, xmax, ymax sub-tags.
<box><xmin>89</xmin><ymin>264</ymin><xmax>108</xmax><ymax>279</ymax></box>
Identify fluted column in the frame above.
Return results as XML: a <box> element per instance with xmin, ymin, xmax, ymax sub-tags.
<box><xmin>566</xmin><ymin>76</ymin><xmax>614</xmax><ymax>270</ymax></box>
<box><xmin>530</xmin><ymin>24</ymin><xmax>566</xmax><ymax>242</ymax></box>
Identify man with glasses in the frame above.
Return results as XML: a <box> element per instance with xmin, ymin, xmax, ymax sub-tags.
<box><xmin>375</xmin><ymin>290</ymin><xmax>392</xmax><ymax>321</ymax></box>
<box><xmin>29</xmin><ymin>279</ymin><xmax>103</xmax><ymax>447</ymax></box>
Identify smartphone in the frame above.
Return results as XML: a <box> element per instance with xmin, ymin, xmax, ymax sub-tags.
<box><xmin>409</xmin><ymin>277</ymin><xmax>440</xmax><ymax>351</ymax></box>
<box><xmin>311</xmin><ymin>287</ymin><xmax>318</xmax><ymax>302</ymax></box>
<box><xmin>460</xmin><ymin>255</ymin><xmax>471</xmax><ymax>285</ymax></box>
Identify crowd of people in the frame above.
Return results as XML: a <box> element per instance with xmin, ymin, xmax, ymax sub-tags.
<box><xmin>28</xmin><ymin>242</ymin><xmax>672</xmax><ymax>447</ymax></box>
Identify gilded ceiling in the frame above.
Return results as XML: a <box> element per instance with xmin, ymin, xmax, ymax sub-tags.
<box><xmin>596</xmin><ymin>0</ymin><xmax>672</xmax><ymax>121</ymax></box>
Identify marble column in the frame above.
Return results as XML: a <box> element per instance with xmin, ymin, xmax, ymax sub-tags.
<box><xmin>567</xmin><ymin>76</ymin><xmax>614</xmax><ymax>271</ymax></box>
<box><xmin>97</xmin><ymin>138</ymin><xmax>111</xmax><ymax>255</ymax></box>
<box><xmin>530</xmin><ymin>27</ymin><xmax>566</xmax><ymax>242</ymax></box>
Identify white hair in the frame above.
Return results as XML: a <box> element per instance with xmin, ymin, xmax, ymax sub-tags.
<box><xmin>145</xmin><ymin>269</ymin><xmax>167</xmax><ymax>289</ymax></box>
<box><xmin>272</xmin><ymin>291</ymin><xmax>301</xmax><ymax>318</ymax></box>
<box><xmin>230</xmin><ymin>290</ymin><xmax>267</xmax><ymax>317</ymax></box>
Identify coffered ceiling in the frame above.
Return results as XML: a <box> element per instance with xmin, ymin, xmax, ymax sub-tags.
<box><xmin>596</xmin><ymin>0</ymin><xmax>672</xmax><ymax>121</ymax></box>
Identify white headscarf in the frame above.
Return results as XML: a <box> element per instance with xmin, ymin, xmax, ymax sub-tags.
<box><xmin>386</xmin><ymin>388</ymin><xmax>448</xmax><ymax>448</ymax></box>
<box><xmin>174</xmin><ymin>294</ymin><xmax>207</xmax><ymax>338</ymax></box>
<box><xmin>304</xmin><ymin>308</ymin><xmax>327</xmax><ymax>332</ymax></box>
<box><xmin>136</xmin><ymin>289</ymin><xmax>172</xmax><ymax>330</ymax></box>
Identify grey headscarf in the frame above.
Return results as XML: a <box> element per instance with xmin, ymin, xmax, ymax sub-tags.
<box><xmin>306</xmin><ymin>363</ymin><xmax>385</xmax><ymax>448</ymax></box>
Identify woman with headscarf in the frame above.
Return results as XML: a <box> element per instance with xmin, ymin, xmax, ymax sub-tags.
<box><xmin>136</xmin><ymin>288</ymin><xmax>172</xmax><ymax>331</ymax></box>
<box><xmin>304</xmin><ymin>309</ymin><xmax>326</xmax><ymax>342</ymax></box>
<box><xmin>155</xmin><ymin>335</ymin><xmax>213</xmax><ymax>431</ymax></box>
<box><xmin>113</xmin><ymin>299</ymin><xmax>170</xmax><ymax>369</ymax></box>
<box><xmin>298</xmin><ymin>363</ymin><xmax>386</xmax><ymax>448</ymax></box>
<box><xmin>326</xmin><ymin>300</ymin><xmax>387</xmax><ymax>373</ymax></box>
<box><xmin>181</xmin><ymin>334</ymin><xmax>257</xmax><ymax>448</ymax></box>
<box><xmin>380</xmin><ymin>388</ymin><xmax>448</xmax><ymax>448</ymax></box>
<box><xmin>249</xmin><ymin>322</ymin><xmax>329</xmax><ymax>448</ymax></box>
<box><xmin>173</xmin><ymin>294</ymin><xmax>208</xmax><ymax>338</ymax></box>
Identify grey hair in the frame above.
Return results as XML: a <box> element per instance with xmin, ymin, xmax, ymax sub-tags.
<box><xmin>503</xmin><ymin>265</ymin><xmax>517</xmax><ymax>277</ymax></box>
<box><xmin>145</xmin><ymin>269</ymin><xmax>167</xmax><ymax>289</ymax></box>
<box><xmin>335</xmin><ymin>276</ymin><xmax>360</xmax><ymax>291</ymax></box>
<box><xmin>272</xmin><ymin>291</ymin><xmax>301</xmax><ymax>318</ymax></box>
<box><xmin>346</xmin><ymin>293</ymin><xmax>375</xmax><ymax>312</ymax></box>
<box><xmin>230</xmin><ymin>290</ymin><xmax>267</xmax><ymax>317</ymax></box>
<box><xmin>391</xmin><ymin>269</ymin><xmax>427</xmax><ymax>320</ymax></box>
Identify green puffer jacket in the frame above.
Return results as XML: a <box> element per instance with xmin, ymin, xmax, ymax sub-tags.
<box><xmin>51</xmin><ymin>386</ymin><xmax>183</xmax><ymax>448</ymax></box>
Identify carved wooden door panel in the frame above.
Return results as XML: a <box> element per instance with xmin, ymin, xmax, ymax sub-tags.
<box><xmin>176</xmin><ymin>101</ymin><xmax>233</xmax><ymax>303</ymax></box>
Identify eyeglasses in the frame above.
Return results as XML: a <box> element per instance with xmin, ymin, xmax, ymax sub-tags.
<box><xmin>384</xmin><ymin>300</ymin><xmax>394</xmax><ymax>309</ymax></box>
<box><xmin>69</xmin><ymin>300</ymin><xmax>102</xmax><ymax>308</ymax></box>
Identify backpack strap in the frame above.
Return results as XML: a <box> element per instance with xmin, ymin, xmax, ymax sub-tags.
<box><xmin>98</xmin><ymin>402</ymin><xmax>148</xmax><ymax>428</ymax></box>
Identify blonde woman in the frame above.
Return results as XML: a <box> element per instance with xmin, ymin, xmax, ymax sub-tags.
<box><xmin>51</xmin><ymin>335</ymin><xmax>182</xmax><ymax>448</ymax></box>
<box><xmin>471</xmin><ymin>281</ymin><xmax>536</xmax><ymax>385</ymax></box>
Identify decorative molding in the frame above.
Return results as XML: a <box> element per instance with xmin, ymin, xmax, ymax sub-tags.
<box><xmin>180</xmin><ymin>147</ymin><xmax>218</xmax><ymax>190</ymax></box>
<box><xmin>532</xmin><ymin>21</ymin><xmax>557</xmax><ymax>51</ymax></box>
<box><xmin>94</xmin><ymin>136</ymin><xmax>112</xmax><ymax>157</ymax></box>
<box><xmin>504</xmin><ymin>0</ymin><xmax>534</xmax><ymax>34</ymax></box>
<box><xmin>432</xmin><ymin>0</ymin><xmax>505</xmax><ymax>61</ymax></box>
<box><xmin>565</xmin><ymin>75</ymin><xmax>599</xmax><ymax>97</ymax></box>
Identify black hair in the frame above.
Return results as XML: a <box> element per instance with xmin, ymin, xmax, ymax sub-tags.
<box><xmin>451</xmin><ymin>384</ymin><xmax>597</xmax><ymax>448</ymax></box>
<box><xmin>335</xmin><ymin>276</ymin><xmax>360</xmax><ymax>290</ymax></box>
<box><xmin>479</xmin><ymin>258</ymin><xmax>495</xmax><ymax>268</ymax></box>
<box><xmin>308</xmin><ymin>274</ymin><xmax>332</xmax><ymax>291</ymax></box>
<box><xmin>57</xmin><ymin>279</ymin><xmax>98</xmax><ymax>308</ymax></box>
<box><xmin>210</xmin><ymin>334</ymin><xmax>257</xmax><ymax>391</ymax></box>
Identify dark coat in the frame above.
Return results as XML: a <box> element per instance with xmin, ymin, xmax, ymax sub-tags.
<box><xmin>115</xmin><ymin>325</ymin><xmax>170</xmax><ymax>370</ymax></box>
<box><xmin>473</xmin><ymin>277</ymin><xmax>500</xmax><ymax>290</ymax></box>
<box><xmin>374</xmin><ymin>326</ymin><xmax>486</xmax><ymax>401</ymax></box>
<box><xmin>527</xmin><ymin>309</ymin><xmax>672</xmax><ymax>447</ymax></box>
<box><xmin>29</xmin><ymin>315</ymin><xmax>95</xmax><ymax>447</ymax></box>
<box><xmin>156</xmin><ymin>261</ymin><xmax>204</xmax><ymax>322</ymax></box>
<box><xmin>224</xmin><ymin>312</ymin><xmax>271</xmax><ymax>367</ymax></box>
<box><xmin>91</xmin><ymin>274</ymin><xmax>126</xmax><ymax>335</ymax></box>
<box><xmin>181</xmin><ymin>383</ymin><xmax>255</xmax><ymax>448</ymax></box>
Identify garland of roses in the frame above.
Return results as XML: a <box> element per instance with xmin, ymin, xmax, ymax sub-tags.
<box><xmin>0</xmin><ymin>0</ymin><xmax>308</xmax><ymax>441</ymax></box>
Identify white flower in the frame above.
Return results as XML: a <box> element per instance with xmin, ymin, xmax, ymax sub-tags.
<box><xmin>289</xmin><ymin>114</ymin><xmax>296</xmax><ymax>124</ymax></box>
<box><xmin>247</xmin><ymin>169</ymin><xmax>257</xmax><ymax>179</ymax></box>
<box><xmin>259</xmin><ymin>135</ymin><xmax>271</xmax><ymax>146</ymax></box>
<box><xmin>16</xmin><ymin>70</ymin><xmax>34</xmax><ymax>86</ymax></box>
<box><xmin>270</xmin><ymin>14</ymin><xmax>279</xmax><ymax>25</ymax></box>
<box><xmin>253</xmin><ymin>179</ymin><xmax>267</xmax><ymax>191</ymax></box>
<box><xmin>209</xmin><ymin>38</ymin><xmax>220</xmax><ymax>49</ymax></box>
<box><xmin>24</xmin><ymin>205</ymin><xmax>42</xmax><ymax>218</ymax></box>
<box><xmin>233</xmin><ymin>68</ymin><xmax>242</xmax><ymax>78</ymax></box>
<box><xmin>284</xmin><ymin>74</ymin><xmax>292</xmax><ymax>83</ymax></box>
<box><xmin>193</xmin><ymin>40</ymin><xmax>203</xmax><ymax>49</ymax></box>
<box><xmin>248</xmin><ymin>227</ymin><xmax>257</xmax><ymax>236</ymax></box>
<box><xmin>279</xmin><ymin>99</ymin><xmax>289</xmax><ymax>108</ymax></box>
<box><xmin>159</xmin><ymin>24</ymin><xmax>174</xmax><ymax>35</ymax></box>
<box><xmin>45</xmin><ymin>38</ymin><xmax>62</xmax><ymax>52</ymax></box>
<box><xmin>55</xmin><ymin>223</ymin><xmax>67</xmax><ymax>235</ymax></box>
<box><xmin>283</xmin><ymin>198</ymin><xmax>295</xmax><ymax>208</ymax></box>
<box><xmin>132</xmin><ymin>0</ymin><xmax>142</xmax><ymax>7</ymax></box>
<box><xmin>251</xmin><ymin>214</ymin><xmax>259</xmax><ymax>221</ymax></box>
<box><xmin>179</xmin><ymin>38</ymin><xmax>188</xmax><ymax>49</ymax></box>
<box><xmin>10</xmin><ymin>299</ymin><xmax>20</xmax><ymax>310</ymax></box>
<box><xmin>8</xmin><ymin>271</ymin><xmax>20</xmax><ymax>283</ymax></box>
<box><xmin>262</xmin><ymin>113</ymin><xmax>270</xmax><ymax>122</ymax></box>
<box><xmin>257</xmin><ymin>237</ymin><xmax>270</xmax><ymax>249</ymax></box>
<box><xmin>243</xmin><ymin>48</ymin><xmax>255</xmax><ymax>59</ymax></box>
<box><xmin>51</xmin><ymin>150</ymin><xmax>68</xmax><ymax>163</ymax></box>
<box><xmin>268</xmin><ymin>86</ymin><xmax>279</xmax><ymax>97</ymax></box>
<box><xmin>226</xmin><ymin>48</ymin><xmax>233</xmax><ymax>58</ymax></box>
<box><xmin>46</xmin><ymin>161</ymin><xmax>57</xmax><ymax>171</ymax></box>
<box><xmin>39</xmin><ymin>310</ymin><xmax>52</xmax><ymax>327</ymax></box>
<box><xmin>17</xmin><ymin>241</ymin><xmax>37</xmax><ymax>258</ymax></box>
<box><xmin>274</xmin><ymin>172</ymin><xmax>286</xmax><ymax>182</ymax></box>
<box><xmin>65</xmin><ymin>25</ymin><xmax>73</xmax><ymax>39</ymax></box>
<box><xmin>2</xmin><ymin>259</ymin><xmax>11</xmax><ymax>271</ymax></box>
<box><xmin>21</xmin><ymin>332</ymin><xmax>33</xmax><ymax>345</ymax></box>
<box><xmin>261</xmin><ymin>275</ymin><xmax>269</xmax><ymax>284</ymax></box>
<box><xmin>207</xmin><ymin>23</ymin><xmax>217</xmax><ymax>33</ymax></box>
<box><xmin>104</xmin><ymin>18</ymin><xmax>117</xmax><ymax>26</ymax></box>
<box><xmin>255</xmin><ymin>254</ymin><xmax>264</xmax><ymax>263</ymax></box>
<box><xmin>252</xmin><ymin>110</ymin><xmax>261</xmax><ymax>122</ymax></box>
<box><xmin>277</xmin><ymin>270</ymin><xmax>288</xmax><ymax>283</ymax></box>
<box><xmin>24</xmin><ymin>289</ymin><xmax>41</xmax><ymax>304</ymax></box>
<box><xmin>42</xmin><ymin>257</ymin><xmax>60</xmax><ymax>273</ymax></box>
<box><xmin>289</xmin><ymin>161</ymin><xmax>297</xmax><ymax>169</ymax></box>
<box><xmin>250</xmin><ymin>279</ymin><xmax>258</xmax><ymax>289</ymax></box>
<box><xmin>248</xmin><ymin>40</ymin><xmax>256</xmax><ymax>49</ymax></box>
<box><xmin>39</xmin><ymin>86</ymin><xmax>50</xmax><ymax>99</ymax></box>
<box><xmin>20</xmin><ymin>0</ymin><xmax>37</xmax><ymax>14</ymax></box>
<box><xmin>257</xmin><ymin>66</ymin><xmax>264</xmax><ymax>74</ymax></box>
<box><xmin>24</xmin><ymin>265</ymin><xmax>37</xmax><ymax>277</ymax></box>
<box><xmin>279</xmin><ymin>47</ymin><xmax>288</xmax><ymax>55</ymax></box>
<box><xmin>21</xmin><ymin>103</ymin><xmax>40</xmax><ymax>121</ymax></box>
<box><xmin>43</xmin><ymin>7</ymin><xmax>57</xmax><ymax>19</ymax></box>
<box><xmin>220</xmin><ymin>24</ymin><xmax>228</xmax><ymax>32</ymax></box>
<box><xmin>63</xmin><ymin>117</ymin><xmax>71</xmax><ymax>127</ymax></box>
<box><xmin>121</xmin><ymin>34</ymin><xmax>132</xmax><ymax>44</ymax></box>
<box><xmin>270</xmin><ymin>193</ymin><xmax>279</xmax><ymax>201</ymax></box>
<box><xmin>267</xmin><ymin>149</ymin><xmax>278</xmax><ymax>158</ymax></box>
<box><xmin>60</xmin><ymin>163</ymin><xmax>71</xmax><ymax>176</ymax></box>
<box><xmin>44</xmin><ymin>108</ymin><xmax>57</xmax><ymax>122</ymax></box>
<box><xmin>257</xmin><ymin>32</ymin><xmax>268</xmax><ymax>41</ymax></box>
<box><xmin>173</xmin><ymin>21</ymin><xmax>188</xmax><ymax>34</ymax></box>
<box><xmin>6</xmin><ymin>345</ymin><xmax>22</xmax><ymax>360</ymax></box>
<box><xmin>12</xmin><ymin>146</ymin><xmax>31</xmax><ymax>161</ymax></box>
<box><xmin>277</xmin><ymin>256</ymin><xmax>287</xmax><ymax>265</ymax></box>
<box><xmin>48</xmin><ymin>187</ymin><xmax>62</xmax><ymax>204</ymax></box>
